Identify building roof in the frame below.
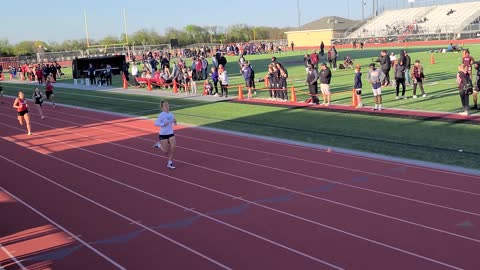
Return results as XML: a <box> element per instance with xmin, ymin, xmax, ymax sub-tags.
<box><xmin>287</xmin><ymin>16</ymin><xmax>361</xmax><ymax>32</ymax></box>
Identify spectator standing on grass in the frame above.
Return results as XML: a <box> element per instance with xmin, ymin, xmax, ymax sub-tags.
<box><xmin>304</xmin><ymin>54</ymin><xmax>311</xmax><ymax>74</ymax></box>
<box><xmin>457</xmin><ymin>64</ymin><xmax>471</xmax><ymax>116</ymax></box>
<box><xmin>379</xmin><ymin>50</ymin><xmax>391</xmax><ymax>87</ymax></box>
<box><xmin>105</xmin><ymin>64</ymin><xmax>112</xmax><ymax>86</ymax></box>
<box><xmin>242</xmin><ymin>63</ymin><xmax>253</xmax><ymax>98</ymax></box>
<box><xmin>395</xmin><ymin>61</ymin><xmax>406</xmax><ymax>100</ymax></box>
<box><xmin>354</xmin><ymin>64</ymin><xmax>363</xmax><ymax>108</ymax></box>
<box><xmin>310</xmin><ymin>51</ymin><xmax>319</xmax><ymax>70</ymax></box>
<box><xmin>306</xmin><ymin>64</ymin><xmax>320</xmax><ymax>105</ymax></box>
<box><xmin>463</xmin><ymin>50</ymin><xmax>475</xmax><ymax>76</ymax></box>
<box><xmin>473</xmin><ymin>62</ymin><xmax>480</xmax><ymax>109</ymax></box>
<box><xmin>87</xmin><ymin>63</ymin><xmax>96</xmax><ymax>86</ymax></box>
<box><xmin>279</xmin><ymin>65</ymin><xmax>288</xmax><ymax>102</ymax></box>
<box><xmin>36</xmin><ymin>67</ymin><xmax>44</xmax><ymax>84</ymax></box>
<box><xmin>411</xmin><ymin>60</ymin><xmax>427</xmax><ymax>98</ymax></box>
<box><xmin>55</xmin><ymin>62</ymin><xmax>62</xmax><ymax>79</ymax></box>
<box><xmin>267</xmin><ymin>64</ymin><xmax>275</xmax><ymax>100</ymax></box>
<box><xmin>210</xmin><ymin>67</ymin><xmax>219</xmax><ymax>96</ymax></box>
<box><xmin>367</xmin><ymin>63</ymin><xmax>386</xmax><ymax>111</ymax></box>
<box><xmin>319</xmin><ymin>63</ymin><xmax>332</xmax><ymax>106</ymax></box>
<box><xmin>403</xmin><ymin>51</ymin><xmax>411</xmax><ymax>86</ymax></box>
<box><xmin>219</xmin><ymin>66</ymin><xmax>229</xmax><ymax>98</ymax></box>
<box><xmin>320</xmin><ymin>41</ymin><xmax>325</xmax><ymax>56</ymax></box>
<box><xmin>201</xmin><ymin>57</ymin><xmax>208</xmax><ymax>80</ymax></box>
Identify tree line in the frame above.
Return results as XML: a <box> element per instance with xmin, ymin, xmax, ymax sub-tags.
<box><xmin>0</xmin><ymin>24</ymin><xmax>290</xmax><ymax>56</ymax></box>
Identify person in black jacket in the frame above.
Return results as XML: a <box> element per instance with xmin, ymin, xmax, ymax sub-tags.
<box><xmin>403</xmin><ymin>51</ymin><xmax>412</xmax><ymax>85</ymax></box>
<box><xmin>87</xmin><ymin>63</ymin><xmax>96</xmax><ymax>86</ymax></box>
<box><xmin>319</xmin><ymin>63</ymin><xmax>332</xmax><ymax>106</ymax></box>
<box><xmin>379</xmin><ymin>50</ymin><xmax>391</xmax><ymax>86</ymax></box>
<box><xmin>306</xmin><ymin>64</ymin><xmax>319</xmax><ymax>105</ymax></box>
<box><xmin>395</xmin><ymin>61</ymin><xmax>406</xmax><ymax>99</ymax></box>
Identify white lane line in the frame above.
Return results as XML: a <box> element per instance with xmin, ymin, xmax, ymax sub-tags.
<box><xmin>0</xmin><ymin>186</ymin><xmax>127</xmax><ymax>270</ymax></box>
<box><xmin>0</xmin><ymin>155</ymin><xmax>232</xmax><ymax>270</ymax></box>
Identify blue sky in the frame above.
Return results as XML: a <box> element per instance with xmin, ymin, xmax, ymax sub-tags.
<box><xmin>0</xmin><ymin>0</ymin><xmax>468</xmax><ymax>44</ymax></box>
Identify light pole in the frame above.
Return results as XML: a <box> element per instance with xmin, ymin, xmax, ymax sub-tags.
<box><xmin>297</xmin><ymin>0</ymin><xmax>301</xmax><ymax>27</ymax></box>
<box><xmin>361</xmin><ymin>0</ymin><xmax>366</xmax><ymax>22</ymax></box>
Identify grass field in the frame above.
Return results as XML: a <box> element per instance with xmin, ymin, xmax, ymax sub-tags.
<box><xmin>0</xmin><ymin>44</ymin><xmax>479</xmax><ymax>169</ymax></box>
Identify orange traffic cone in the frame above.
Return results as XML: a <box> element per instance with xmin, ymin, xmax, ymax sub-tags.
<box><xmin>0</xmin><ymin>73</ymin><xmax>4</xmax><ymax>80</ymax></box>
<box><xmin>430</xmin><ymin>53</ymin><xmax>435</xmax><ymax>65</ymax></box>
<box><xmin>203</xmin><ymin>81</ymin><xmax>207</xmax><ymax>95</ymax></box>
<box><xmin>147</xmin><ymin>79</ymin><xmax>152</xmax><ymax>91</ymax></box>
<box><xmin>122</xmin><ymin>76</ymin><xmax>128</xmax><ymax>89</ymax></box>
<box><xmin>264</xmin><ymin>76</ymin><xmax>269</xmax><ymax>87</ymax></box>
<box><xmin>291</xmin><ymin>86</ymin><xmax>297</xmax><ymax>102</ymax></box>
<box><xmin>173</xmin><ymin>80</ymin><xmax>178</xmax><ymax>93</ymax></box>
<box><xmin>9</xmin><ymin>74</ymin><xmax>12</xmax><ymax>80</ymax></box>
<box><xmin>238</xmin><ymin>85</ymin><xmax>244</xmax><ymax>99</ymax></box>
<box><xmin>351</xmin><ymin>88</ymin><xmax>358</xmax><ymax>107</ymax></box>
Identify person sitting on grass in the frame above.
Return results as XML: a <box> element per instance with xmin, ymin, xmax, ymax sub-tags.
<box><xmin>204</xmin><ymin>79</ymin><xmax>213</xmax><ymax>95</ymax></box>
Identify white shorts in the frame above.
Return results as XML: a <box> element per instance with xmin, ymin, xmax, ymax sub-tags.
<box><xmin>320</xmin><ymin>84</ymin><xmax>331</xmax><ymax>95</ymax></box>
<box><xmin>372</xmin><ymin>87</ymin><xmax>382</xmax><ymax>97</ymax></box>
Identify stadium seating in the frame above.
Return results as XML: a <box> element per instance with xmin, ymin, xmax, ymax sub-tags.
<box><xmin>348</xmin><ymin>1</ymin><xmax>480</xmax><ymax>39</ymax></box>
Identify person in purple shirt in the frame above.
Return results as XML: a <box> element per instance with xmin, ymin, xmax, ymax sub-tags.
<box><xmin>210</xmin><ymin>67</ymin><xmax>219</xmax><ymax>96</ymax></box>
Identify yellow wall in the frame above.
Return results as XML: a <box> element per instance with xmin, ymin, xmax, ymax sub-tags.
<box><xmin>287</xmin><ymin>30</ymin><xmax>334</xmax><ymax>47</ymax></box>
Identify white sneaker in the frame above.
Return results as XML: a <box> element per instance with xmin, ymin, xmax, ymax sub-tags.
<box><xmin>402</xmin><ymin>96</ymin><xmax>407</xmax><ymax>100</ymax></box>
<box><xmin>28</xmin><ymin>132</ymin><xmax>32</xmax><ymax>136</ymax></box>
<box><xmin>422</xmin><ymin>94</ymin><xmax>427</xmax><ymax>98</ymax></box>
<box><xmin>395</xmin><ymin>96</ymin><xmax>400</xmax><ymax>100</ymax></box>
<box><xmin>153</xmin><ymin>142</ymin><xmax>164</xmax><ymax>152</ymax></box>
<box><xmin>167</xmin><ymin>163</ymin><xmax>176</xmax><ymax>169</ymax></box>
<box><xmin>412</xmin><ymin>95</ymin><xmax>418</xmax><ymax>99</ymax></box>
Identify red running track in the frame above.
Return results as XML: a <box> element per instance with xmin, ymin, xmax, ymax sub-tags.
<box><xmin>0</xmin><ymin>100</ymin><xmax>479</xmax><ymax>270</ymax></box>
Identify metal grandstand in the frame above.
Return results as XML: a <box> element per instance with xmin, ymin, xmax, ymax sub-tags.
<box><xmin>335</xmin><ymin>0</ymin><xmax>480</xmax><ymax>44</ymax></box>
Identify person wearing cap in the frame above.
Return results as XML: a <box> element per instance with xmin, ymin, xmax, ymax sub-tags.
<box><xmin>319</xmin><ymin>63</ymin><xmax>332</xmax><ymax>106</ymax></box>
<box><xmin>354</xmin><ymin>64</ymin><xmax>363</xmax><ymax>108</ymax></box>
<box><xmin>367</xmin><ymin>63</ymin><xmax>386</xmax><ymax>111</ymax></box>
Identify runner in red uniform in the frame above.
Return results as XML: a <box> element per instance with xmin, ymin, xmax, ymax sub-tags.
<box><xmin>12</xmin><ymin>91</ymin><xmax>32</xmax><ymax>135</ymax></box>
<box><xmin>45</xmin><ymin>78</ymin><xmax>56</xmax><ymax>108</ymax></box>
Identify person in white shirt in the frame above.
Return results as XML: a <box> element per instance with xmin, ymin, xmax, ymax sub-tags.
<box><xmin>153</xmin><ymin>100</ymin><xmax>177</xmax><ymax>169</ymax></box>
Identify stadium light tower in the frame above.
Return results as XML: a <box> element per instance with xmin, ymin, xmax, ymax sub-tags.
<box><xmin>297</xmin><ymin>0</ymin><xmax>301</xmax><ymax>28</ymax></box>
<box><xmin>361</xmin><ymin>0</ymin><xmax>367</xmax><ymax>22</ymax></box>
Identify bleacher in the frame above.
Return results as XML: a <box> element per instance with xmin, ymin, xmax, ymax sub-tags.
<box><xmin>348</xmin><ymin>1</ymin><xmax>480</xmax><ymax>39</ymax></box>
<box><xmin>419</xmin><ymin>2</ymin><xmax>480</xmax><ymax>33</ymax></box>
